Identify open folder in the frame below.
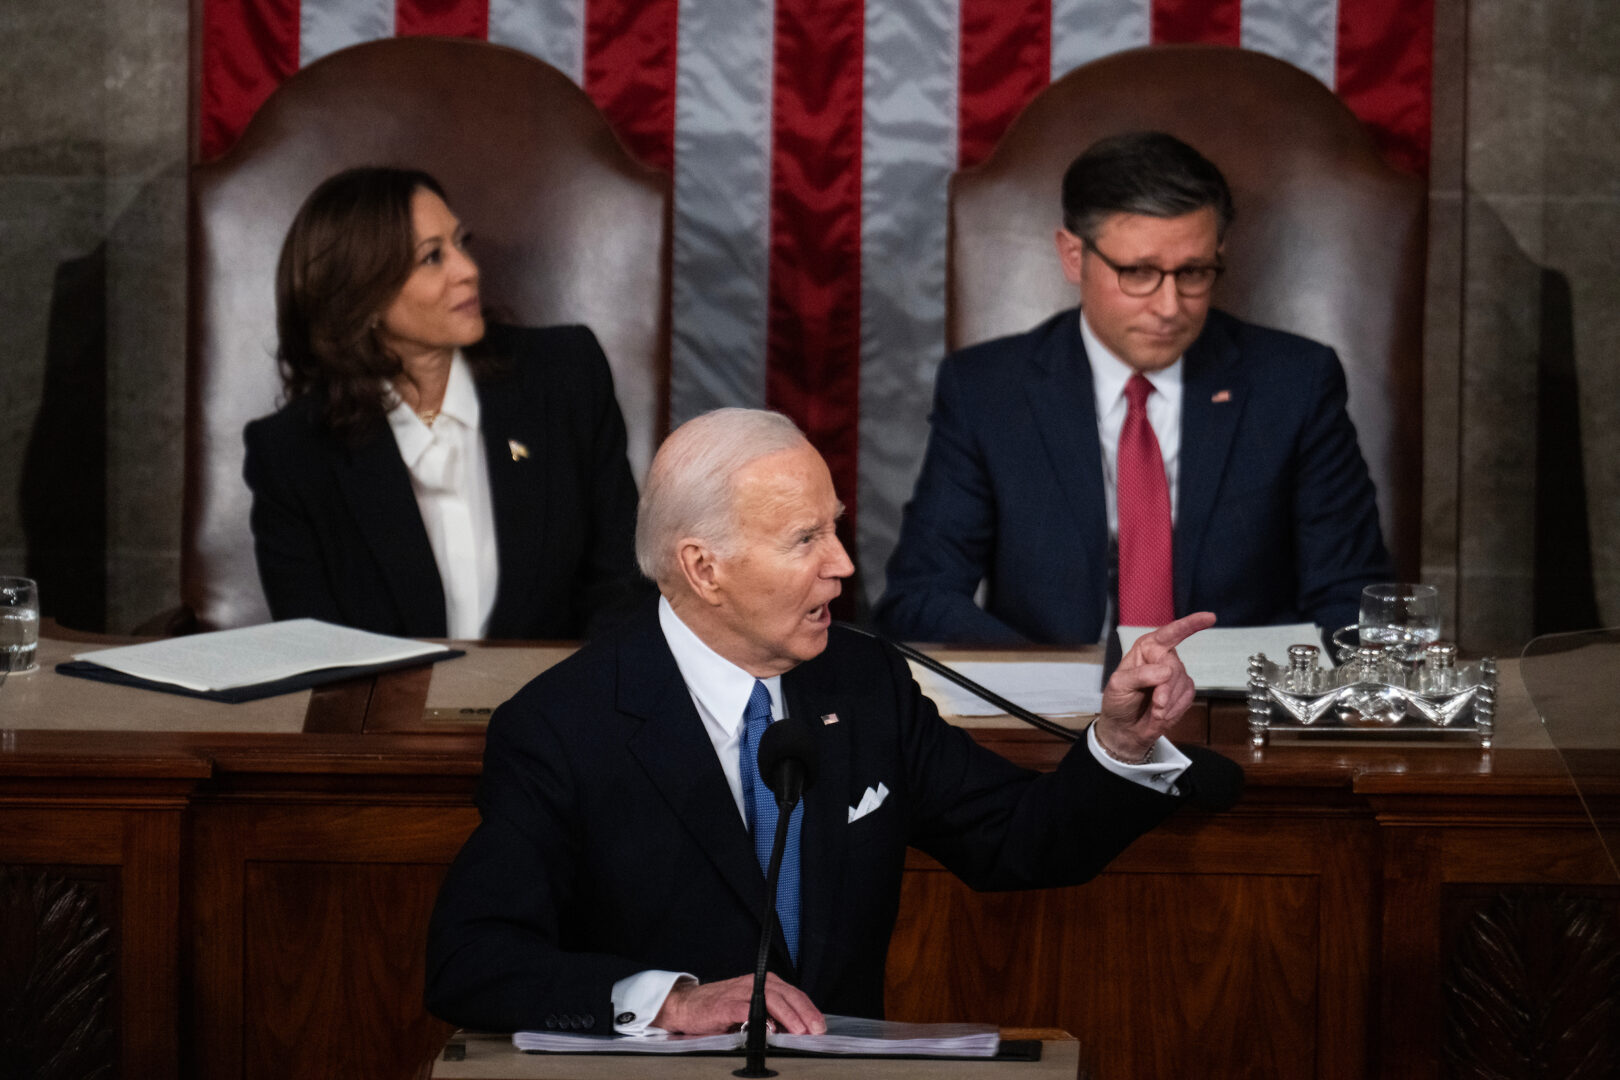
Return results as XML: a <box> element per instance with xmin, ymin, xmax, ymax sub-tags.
<box><xmin>513</xmin><ymin>1016</ymin><xmax>1011</xmax><ymax>1058</ymax></box>
<box><xmin>56</xmin><ymin>618</ymin><xmax>462</xmax><ymax>703</ymax></box>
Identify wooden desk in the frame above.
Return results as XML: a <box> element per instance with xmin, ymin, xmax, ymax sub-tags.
<box><xmin>430</xmin><ymin>1030</ymin><xmax>1078</xmax><ymax>1079</ymax></box>
<box><xmin>1</xmin><ymin>638</ymin><xmax>1615</xmax><ymax>1079</ymax></box>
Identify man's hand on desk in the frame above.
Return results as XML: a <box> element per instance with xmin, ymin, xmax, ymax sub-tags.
<box><xmin>1095</xmin><ymin>611</ymin><xmax>1217</xmax><ymax>763</ymax></box>
<box><xmin>652</xmin><ymin>972</ymin><xmax>827</xmax><ymax>1036</ymax></box>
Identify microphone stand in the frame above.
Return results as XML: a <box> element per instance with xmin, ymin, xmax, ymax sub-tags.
<box><xmin>734</xmin><ymin>788</ymin><xmax>798</xmax><ymax>1079</ymax></box>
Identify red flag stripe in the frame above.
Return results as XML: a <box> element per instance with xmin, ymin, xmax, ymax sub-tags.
<box><xmin>1151</xmin><ymin>0</ymin><xmax>1243</xmax><ymax>46</ymax></box>
<box><xmin>765</xmin><ymin>0</ymin><xmax>866</xmax><ymax>526</ymax></box>
<box><xmin>198</xmin><ymin>0</ymin><xmax>301</xmax><ymax>161</ymax></box>
<box><xmin>396</xmin><ymin>0</ymin><xmax>488</xmax><ymax>38</ymax></box>
<box><xmin>1336</xmin><ymin>0</ymin><xmax>1434</xmax><ymax>174</ymax></box>
<box><xmin>584</xmin><ymin>0</ymin><xmax>680</xmax><ymax>172</ymax></box>
<box><xmin>958</xmin><ymin>0</ymin><xmax>1052</xmax><ymax>170</ymax></box>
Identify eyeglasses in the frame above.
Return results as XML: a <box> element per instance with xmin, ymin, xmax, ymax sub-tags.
<box><xmin>1082</xmin><ymin>238</ymin><xmax>1223</xmax><ymax>298</ymax></box>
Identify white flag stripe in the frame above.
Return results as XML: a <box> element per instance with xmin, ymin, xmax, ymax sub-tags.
<box><xmin>1051</xmin><ymin>0</ymin><xmax>1153</xmax><ymax>80</ymax></box>
<box><xmin>669</xmin><ymin>0</ymin><xmax>777</xmax><ymax>422</ymax></box>
<box><xmin>857</xmin><ymin>0</ymin><xmax>959</xmax><ymax>597</ymax></box>
<box><xmin>300</xmin><ymin>0</ymin><xmax>392</xmax><ymax>67</ymax></box>
<box><xmin>1242</xmin><ymin>0</ymin><xmax>1338</xmax><ymax>88</ymax></box>
<box><xmin>488</xmin><ymin>0</ymin><xmax>585</xmax><ymax>85</ymax></box>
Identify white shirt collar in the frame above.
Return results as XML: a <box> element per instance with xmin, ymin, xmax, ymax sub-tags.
<box><xmin>1079</xmin><ymin>309</ymin><xmax>1183</xmax><ymax>410</ymax></box>
<box><xmin>658</xmin><ymin>595</ymin><xmax>781</xmax><ymax>736</ymax></box>
<box><xmin>383</xmin><ymin>350</ymin><xmax>479</xmax><ymax>467</ymax></box>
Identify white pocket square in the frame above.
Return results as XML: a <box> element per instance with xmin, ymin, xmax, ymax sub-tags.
<box><xmin>848</xmin><ymin>782</ymin><xmax>889</xmax><ymax>823</ymax></box>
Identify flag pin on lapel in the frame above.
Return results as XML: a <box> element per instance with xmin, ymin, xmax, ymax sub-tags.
<box><xmin>821</xmin><ymin>713</ymin><xmax>839</xmax><ymax>725</ymax></box>
<box><xmin>1211</xmin><ymin>389</ymin><xmax>1232</xmax><ymax>403</ymax></box>
<box><xmin>508</xmin><ymin>439</ymin><xmax>529</xmax><ymax>461</ymax></box>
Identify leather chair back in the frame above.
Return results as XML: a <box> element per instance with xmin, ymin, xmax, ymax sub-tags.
<box><xmin>949</xmin><ymin>44</ymin><xmax>1423</xmax><ymax>576</ymax></box>
<box><xmin>187</xmin><ymin>37</ymin><xmax>669</xmax><ymax>630</ymax></box>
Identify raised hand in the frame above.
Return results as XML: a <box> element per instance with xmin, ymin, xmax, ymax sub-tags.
<box><xmin>1095</xmin><ymin>611</ymin><xmax>1217</xmax><ymax>762</ymax></box>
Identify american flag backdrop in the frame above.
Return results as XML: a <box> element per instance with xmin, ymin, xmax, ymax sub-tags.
<box><xmin>198</xmin><ymin>0</ymin><xmax>1432</xmax><ymax>604</ymax></box>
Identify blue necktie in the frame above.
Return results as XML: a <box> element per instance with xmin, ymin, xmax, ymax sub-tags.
<box><xmin>740</xmin><ymin>679</ymin><xmax>801</xmax><ymax>964</ymax></box>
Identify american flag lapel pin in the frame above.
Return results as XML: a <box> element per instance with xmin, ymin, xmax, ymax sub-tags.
<box><xmin>508</xmin><ymin>439</ymin><xmax>530</xmax><ymax>461</ymax></box>
<box><xmin>821</xmin><ymin>713</ymin><xmax>839</xmax><ymax>725</ymax></box>
<box><xmin>1210</xmin><ymin>389</ymin><xmax>1232</xmax><ymax>404</ymax></box>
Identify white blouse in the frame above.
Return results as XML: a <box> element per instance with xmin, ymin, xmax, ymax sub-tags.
<box><xmin>383</xmin><ymin>353</ymin><xmax>499</xmax><ymax>639</ymax></box>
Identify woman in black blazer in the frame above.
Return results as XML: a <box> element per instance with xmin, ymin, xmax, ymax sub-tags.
<box><xmin>243</xmin><ymin>166</ymin><xmax>644</xmax><ymax>639</ymax></box>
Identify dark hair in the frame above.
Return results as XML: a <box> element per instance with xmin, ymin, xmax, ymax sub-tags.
<box><xmin>1061</xmin><ymin>131</ymin><xmax>1235</xmax><ymax>242</ymax></box>
<box><xmin>275</xmin><ymin>166</ymin><xmax>455</xmax><ymax>437</ymax></box>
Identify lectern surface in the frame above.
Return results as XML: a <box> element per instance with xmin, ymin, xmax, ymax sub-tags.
<box><xmin>430</xmin><ymin>1032</ymin><xmax>1079</xmax><ymax>1079</ymax></box>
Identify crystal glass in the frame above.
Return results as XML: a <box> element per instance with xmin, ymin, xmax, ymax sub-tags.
<box><xmin>0</xmin><ymin>576</ymin><xmax>39</xmax><ymax>675</ymax></box>
<box><xmin>1359</xmin><ymin>583</ymin><xmax>1440</xmax><ymax>662</ymax></box>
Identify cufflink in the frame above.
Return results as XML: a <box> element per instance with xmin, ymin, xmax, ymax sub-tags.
<box><xmin>509</xmin><ymin>439</ymin><xmax>530</xmax><ymax>461</ymax></box>
<box><xmin>615</xmin><ymin>1012</ymin><xmax>635</xmax><ymax>1025</ymax></box>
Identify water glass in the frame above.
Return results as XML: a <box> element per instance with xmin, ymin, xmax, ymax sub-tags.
<box><xmin>1359</xmin><ymin>583</ymin><xmax>1440</xmax><ymax>662</ymax></box>
<box><xmin>0</xmin><ymin>576</ymin><xmax>39</xmax><ymax>675</ymax></box>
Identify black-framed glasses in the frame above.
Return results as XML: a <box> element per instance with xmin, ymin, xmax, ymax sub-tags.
<box><xmin>1083</xmin><ymin>238</ymin><xmax>1223</xmax><ymax>297</ymax></box>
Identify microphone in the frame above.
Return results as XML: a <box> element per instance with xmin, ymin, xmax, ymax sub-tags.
<box><xmin>834</xmin><ymin>621</ymin><xmax>1244</xmax><ymax>810</ymax></box>
<box><xmin>758</xmin><ymin>711</ymin><xmax>819</xmax><ymax>807</ymax></box>
<box><xmin>735</xmin><ymin>716</ymin><xmax>819</xmax><ymax>1079</ymax></box>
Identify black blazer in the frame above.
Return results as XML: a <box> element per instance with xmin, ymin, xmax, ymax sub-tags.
<box><xmin>424</xmin><ymin>600</ymin><xmax>1239</xmax><ymax>1032</ymax></box>
<box><xmin>243</xmin><ymin>324</ymin><xmax>645</xmax><ymax>639</ymax></box>
<box><xmin>875</xmin><ymin>308</ymin><xmax>1392</xmax><ymax>644</ymax></box>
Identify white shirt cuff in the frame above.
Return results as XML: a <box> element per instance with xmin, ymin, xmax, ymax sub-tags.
<box><xmin>1086</xmin><ymin>725</ymin><xmax>1190</xmax><ymax>795</ymax></box>
<box><xmin>610</xmin><ymin>970</ymin><xmax>697</xmax><ymax>1035</ymax></box>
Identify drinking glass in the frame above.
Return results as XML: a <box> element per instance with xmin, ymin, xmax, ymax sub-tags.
<box><xmin>1359</xmin><ymin>583</ymin><xmax>1440</xmax><ymax>662</ymax></box>
<box><xmin>0</xmin><ymin>576</ymin><xmax>39</xmax><ymax>675</ymax></box>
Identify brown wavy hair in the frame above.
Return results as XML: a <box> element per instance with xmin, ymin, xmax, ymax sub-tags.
<box><xmin>275</xmin><ymin>166</ymin><xmax>458</xmax><ymax>437</ymax></box>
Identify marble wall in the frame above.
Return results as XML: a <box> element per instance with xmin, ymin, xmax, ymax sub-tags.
<box><xmin>0</xmin><ymin>1</ymin><xmax>1613</xmax><ymax>644</ymax></box>
<box><xmin>0</xmin><ymin>0</ymin><xmax>187</xmax><ymax>632</ymax></box>
<box><xmin>1426</xmin><ymin>0</ymin><xmax>1620</xmax><ymax>651</ymax></box>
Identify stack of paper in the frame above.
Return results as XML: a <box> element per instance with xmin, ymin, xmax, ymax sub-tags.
<box><xmin>1118</xmin><ymin>622</ymin><xmax>1325</xmax><ymax>692</ymax></box>
<box><xmin>908</xmin><ymin>660</ymin><xmax>1104</xmax><ymax>717</ymax></box>
<box><xmin>64</xmin><ymin>618</ymin><xmax>456</xmax><ymax>700</ymax></box>
<box><xmin>514</xmin><ymin>1015</ymin><xmax>999</xmax><ymax>1057</ymax></box>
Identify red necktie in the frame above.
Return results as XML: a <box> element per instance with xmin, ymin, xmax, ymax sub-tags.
<box><xmin>1116</xmin><ymin>374</ymin><xmax>1175</xmax><ymax>626</ymax></box>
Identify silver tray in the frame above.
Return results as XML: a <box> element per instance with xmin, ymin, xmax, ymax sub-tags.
<box><xmin>1246</xmin><ymin>650</ymin><xmax>1497</xmax><ymax>748</ymax></box>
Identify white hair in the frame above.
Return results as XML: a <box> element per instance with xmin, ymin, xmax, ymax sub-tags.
<box><xmin>635</xmin><ymin>408</ymin><xmax>809</xmax><ymax>586</ymax></box>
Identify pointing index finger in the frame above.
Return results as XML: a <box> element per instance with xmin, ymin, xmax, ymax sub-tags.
<box><xmin>1143</xmin><ymin>611</ymin><xmax>1217</xmax><ymax>653</ymax></box>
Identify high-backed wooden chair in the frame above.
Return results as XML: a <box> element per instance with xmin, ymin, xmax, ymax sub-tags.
<box><xmin>185</xmin><ymin>37</ymin><xmax>669</xmax><ymax>631</ymax></box>
<box><xmin>950</xmin><ymin>44</ymin><xmax>1424</xmax><ymax>576</ymax></box>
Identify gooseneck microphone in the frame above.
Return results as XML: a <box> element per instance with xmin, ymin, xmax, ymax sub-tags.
<box><xmin>735</xmin><ymin>715</ymin><xmax>819</xmax><ymax>1079</ymax></box>
<box><xmin>835</xmin><ymin>621</ymin><xmax>1244</xmax><ymax>811</ymax></box>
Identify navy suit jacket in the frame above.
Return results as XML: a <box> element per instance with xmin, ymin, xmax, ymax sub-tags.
<box><xmin>424</xmin><ymin>601</ymin><xmax>1239</xmax><ymax>1032</ymax></box>
<box><xmin>875</xmin><ymin>308</ymin><xmax>1391</xmax><ymax>644</ymax></box>
<box><xmin>243</xmin><ymin>324</ymin><xmax>647</xmax><ymax>639</ymax></box>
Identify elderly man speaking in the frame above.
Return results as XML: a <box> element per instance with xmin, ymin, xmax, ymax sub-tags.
<box><xmin>426</xmin><ymin>407</ymin><xmax>1241</xmax><ymax>1038</ymax></box>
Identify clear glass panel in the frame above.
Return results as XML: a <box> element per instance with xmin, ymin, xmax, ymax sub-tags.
<box><xmin>1520</xmin><ymin>628</ymin><xmax>1620</xmax><ymax>884</ymax></box>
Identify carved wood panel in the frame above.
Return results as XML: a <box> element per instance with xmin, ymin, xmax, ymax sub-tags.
<box><xmin>1443</xmin><ymin>888</ymin><xmax>1620</xmax><ymax>1078</ymax></box>
<box><xmin>0</xmin><ymin>865</ymin><xmax>116</xmax><ymax>1080</ymax></box>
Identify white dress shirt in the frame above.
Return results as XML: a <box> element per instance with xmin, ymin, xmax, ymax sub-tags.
<box><xmin>1081</xmin><ymin>310</ymin><xmax>1184</xmax><ymax>535</ymax></box>
<box><xmin>383</xmin><ymin>352</ymin><xmax>499</xmax><ymax>639</ymax></box>
<box><xmin>607</xmin><ymin>595</ymin><xmax>1187</xmax><ymax>1034</ymax></box>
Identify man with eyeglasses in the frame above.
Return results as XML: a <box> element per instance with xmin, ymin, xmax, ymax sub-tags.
<box><xmin>875</xmin><ymin>130</ymin><xmax>1390</xmax><ymax>646</ymax></box>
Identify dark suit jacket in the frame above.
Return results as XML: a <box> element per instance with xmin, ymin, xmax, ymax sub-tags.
<box><xmin>874</xmin><ymin>308</ymin><xmax>1391</xmax><ymax>644</ymax></box>
<box><xmin>243</xmin><ymin>323</ymin><xmax>645</xmax><ymax>639</ymax></box>
<box><xmin>424</xmin><ymin>601</ymin><xmax>1239</xmax><ymax>1033</ymax></box>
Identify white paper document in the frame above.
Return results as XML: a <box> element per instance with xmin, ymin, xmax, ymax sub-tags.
<box><xmin>1118</xmin><ymin>622</ymin><xmax>1325</xmax><ymax>692</ymax></box>
<box><xmin>72</xmin><ymin>618</ymin><xmax>450</xmax><ymax>692</ymax></box>
<box><xmin>512</xmin><ymin>1015</ymin><xmax>999</xmax><ymax>1056</ymax></box>
<box><xmin>908</xmin><ymin>660</ymin><xmax>1104</xmax><ymax>717</ymax></box>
